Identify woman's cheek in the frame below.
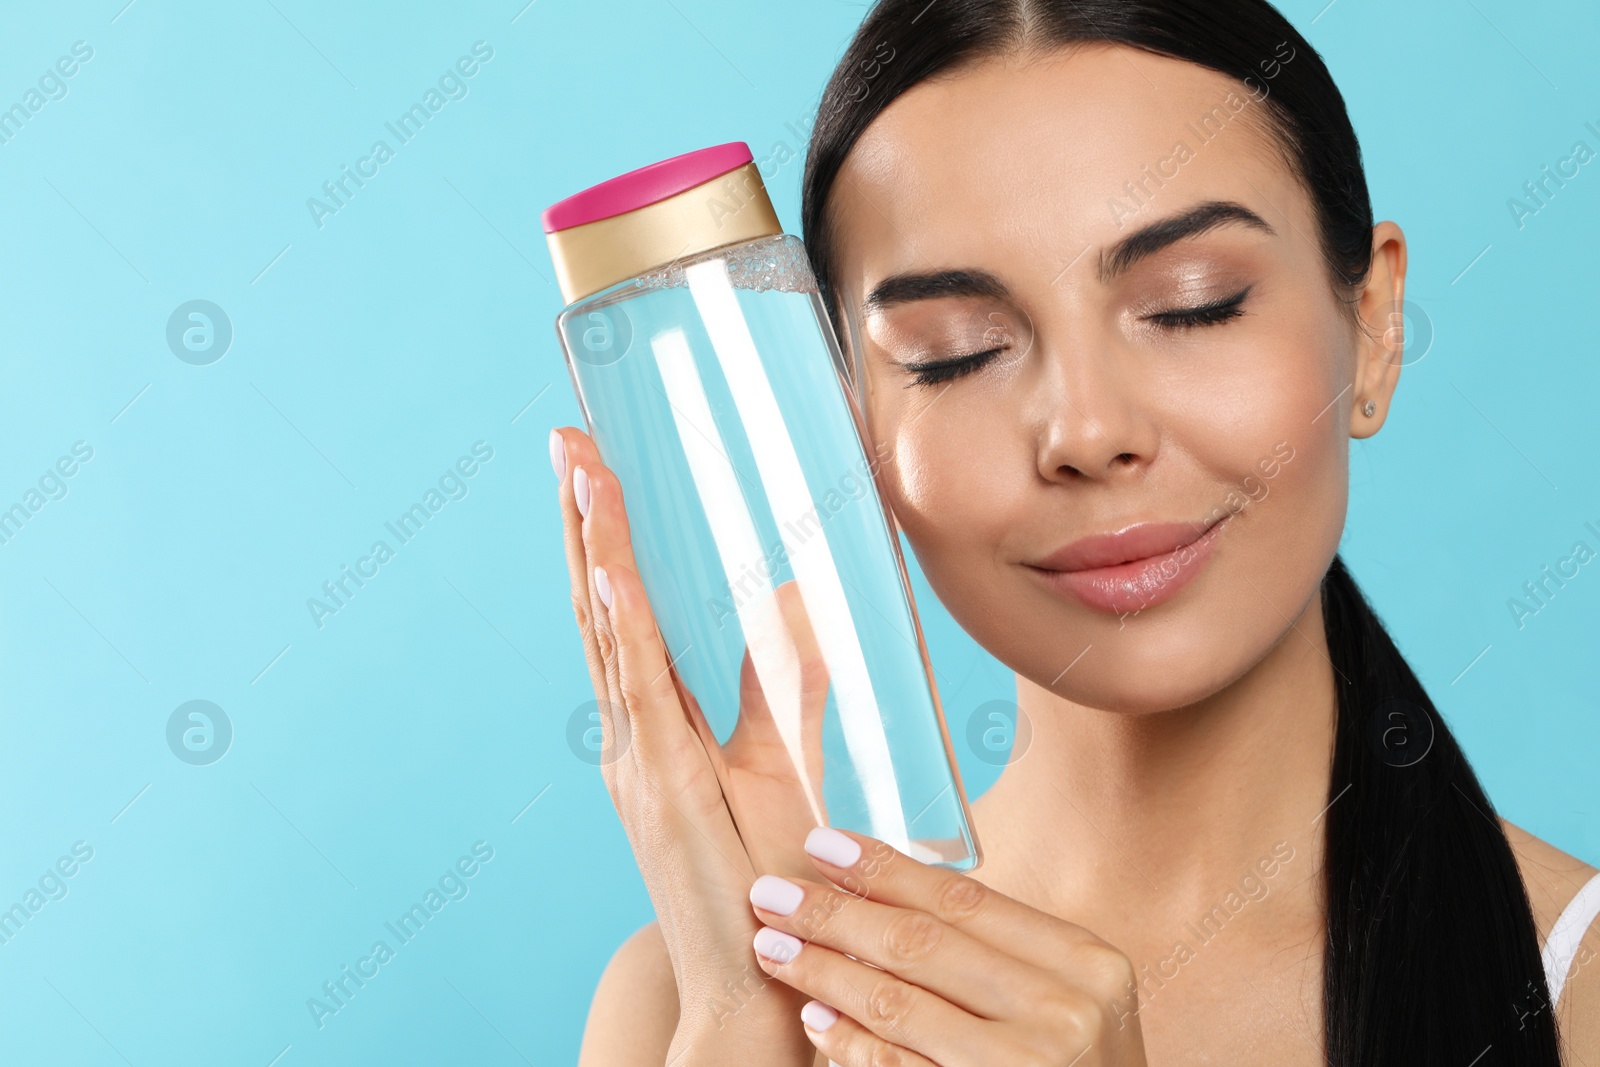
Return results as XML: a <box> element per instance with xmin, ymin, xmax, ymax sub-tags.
<box><xmin>888</xmin><ymin>427</ymin><xmax>999</xmax><ymax>552</ymax></box>
<box><xmin>886</xmin><ymin>431</ymin><xmax>952</xmax><ymax>528</ymax></box>
<box><xmin>1237</xmin><ymin>423</ymin><xmax>1348</xmax><ymax>611</ymax></box>
<box><xmin>1269</xmin><ymin>342</ymin><xmax>1354</xmax><ymax>539</ymax></box>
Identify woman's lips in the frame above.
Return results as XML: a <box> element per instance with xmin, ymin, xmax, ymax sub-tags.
<box><xmin>1025</xmin><ymin>515</ymin><xmax>1229</xmax><ymax>614</ymax></box>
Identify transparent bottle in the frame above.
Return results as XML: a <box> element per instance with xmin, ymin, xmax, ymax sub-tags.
<box><xmin>544</xmin><ymin>141</ymin><xmax>980</xmax><ymax>876</ymax></box>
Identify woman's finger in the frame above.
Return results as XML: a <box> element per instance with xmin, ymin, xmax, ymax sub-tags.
<box><xmin>566</xmin><ymin>443</ymin><xmax>663</xmax><ymax>734</ymax></box>
<box><xmin>550</xmin><ymin>428</ymin><xmax>614</xmax><ymax>751</ymax></box>
<box><xmin>803</xmin><ymin>827</ymin><xmax>1109</xmax><ymax>978</ymax></box>
<box><xmin>568</xmin><ymin>439</ymin><xmax>754</xmax><ymax>833</ymax></box>
<box><xmin>555</xmin><ymin>428</ymin><xmax>657</xmax><ymax>773</ymax></box>
<box><xmin>749</xmin><ymin>872</ymin><xmax>1050</xmax><ymax>1020</ymax></box>
<box><xmin>796</xmin><ymin>1000</ymin><xmax>940</xmax><ymax>1067</ymax></box>
<box><xmin>751</xmin><ymin>924</ymin><xmax>992</xmax><ymax>1064</ymax></box>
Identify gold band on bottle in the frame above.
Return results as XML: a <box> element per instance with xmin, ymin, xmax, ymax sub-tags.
<box><xmin>545</xmin><ymin>161</ymin><xmax>782</xmax><ymax>305</ymax></box>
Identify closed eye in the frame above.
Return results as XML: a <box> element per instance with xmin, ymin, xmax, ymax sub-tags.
<box><xmin>900</xmin><ymin>284</ymin><xmax>1251</xmax><ymax>388</ymax></box>
<box><xmin>901</xmin><ymin>347</ymin><xmax>1004</xmax><ymax>388</ymax></box>
<box><xmin>1143</xmin><ymin>285</ymin><xmax>1252</xmax><ymax>329</ymax></box>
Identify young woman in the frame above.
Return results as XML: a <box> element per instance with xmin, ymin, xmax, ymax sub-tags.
<box><xmin>554</xmin><ymin>1</ymin><xmax>1600</xmax><ymax>1063</ymax></box>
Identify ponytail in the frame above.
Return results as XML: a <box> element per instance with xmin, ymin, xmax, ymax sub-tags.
<box><xmin>1321</xmin><ymin>554</ymin><xmax>1561</xmax><ymax>1063</ymax></box>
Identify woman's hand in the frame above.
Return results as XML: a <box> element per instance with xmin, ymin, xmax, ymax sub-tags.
<box><xmin>692</xmin><ymin>574</ymin><xmax>833</xmax><ymax>884</ymax></box>
<box><xmin>553</xmin><ymin>426</ymin><xmax>829</xmax><ymax>1063</ymax></box>
<box><xmin>747</xmin><ymin>827</ymin><xmax>1149</xmax><ymax>1066</ymax></box>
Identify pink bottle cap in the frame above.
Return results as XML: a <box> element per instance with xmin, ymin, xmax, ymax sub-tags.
<box><xmin>541</xmin><ymin>141</ymin><xmax>755</xmax><ymax>233</ymax></box>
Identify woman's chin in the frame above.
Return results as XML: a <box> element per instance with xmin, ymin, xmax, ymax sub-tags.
<box><xmin>1012</xmin><ymin>612</ymin><xmax>1261</xmax><ymax>717</ymax></box>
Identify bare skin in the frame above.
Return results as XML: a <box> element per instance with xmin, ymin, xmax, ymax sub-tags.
<box><xmin>566</xmin><ymin>42</ymin><xmax>1600</xmax><ymax>1066</ymax></box>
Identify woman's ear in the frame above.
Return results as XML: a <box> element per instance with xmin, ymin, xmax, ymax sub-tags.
<box><xmin>1348</xmin><ymin>220</ymin><xmax>1408</xmax><ymax>440</ymax></box>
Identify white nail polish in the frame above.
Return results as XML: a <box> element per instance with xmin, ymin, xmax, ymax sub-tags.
<box><xmin>573</xmin><ymin>466</ymin><xmax>591</xmax><ymax>518</ymax></box>
<box><xmin>801</xmin><ymin>1000</ymin><xmax>839</xmax><ymax>1032</ymax></box>
<box><xmin>750</xmin><ymin>874</ymin><xmax>803</xmax><ymax>916</ymax></box>
<box><xmin>804</xmin><ymin>826</ymin><xmax>861</xmax><ymax>868</ymax></box>
<box><xmin>549</xmin><ymin>429</ymin><xmax>566</xmax><ymax>481</ymax></box>
<box><xmin>753</xmin><ymin>926</ymin><xmax>803</xmax><ymax>964</ymax></box>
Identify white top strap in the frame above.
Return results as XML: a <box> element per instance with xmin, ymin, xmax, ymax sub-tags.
<box><xmin>1543</xmin><ymin>869</ymin><xmax>1600</xmax><ymax>1010</ymax></box>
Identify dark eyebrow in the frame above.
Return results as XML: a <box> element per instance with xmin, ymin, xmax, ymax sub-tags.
<box><xmin>1098</xmin><ymin>199</ymin><xmax>1276</xmax><ymax>283</ymax></box>
<box><xmin>858</xmin><ymin>199</ymin><xmax>1276</xmax><ymax>314</ymax></box>
<box><xmin>860</xmin><ymin>267</ymin><xmax>1009</xmax><ymax>316</ymax></box>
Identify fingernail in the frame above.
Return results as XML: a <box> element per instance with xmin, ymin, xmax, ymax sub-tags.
<box><xmin>804</xmin><ymin>826</ymin><xmax>861</xmax><ymax>868</ymax></box>
<box><xmin>749</xmin><ymin>874</ymin><xmax>803</xmax><ymax>917</ymax></box>
<box><xmin>549</xmin><ymin>430</ymin><xmax>566</xmax><ymax>481</ymax></box>
<box><xmin>801</xmin><ymin>1000</ymin><xmax>839</xmax><ymax>1032</ymax></box>
<box><xmin>594</xmin><ymin>566</ymin><xmax>613</xmax><ymax>610</ymax></box>
<box><xmin>753</xmin><ymin>926</ymin><xmax>803</xmax><ymax>964</ymax></box>
<box><xmin>573</xmin><ymin>466</ymin><xmax>590</xmax><ymax>519</ymax></box>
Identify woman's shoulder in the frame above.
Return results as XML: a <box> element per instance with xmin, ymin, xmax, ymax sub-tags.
<box><xmin>1501</xmin><ymin>818</ymin><xmax>1599</xmax><ymax>942</ymax></box>
<box><xmin>1500</xmin><ymin>818</ymin><xmax>1600</xmax><ymax>1061</ymax></box>
<box><xmin>577</xmin><ymin>920</ymin><xmax>679</xmax><ymax>1065</ymax></box>
<box><xmin>577</xmin><ymin>919</ymin><xmax>832</xmax><ymax>1067</ymax></box>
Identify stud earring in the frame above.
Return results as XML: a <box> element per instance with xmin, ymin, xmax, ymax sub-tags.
<box><xmin>1362</xmin><ymin>399</ymin><xmax>1376</xmax><ymax>417</ymax></box>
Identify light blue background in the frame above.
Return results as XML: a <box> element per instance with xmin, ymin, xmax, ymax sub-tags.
<box><xmin>1</xmin><ymin>0</ymin><xmax>1595</xmax><ymax>1062</ymax></box>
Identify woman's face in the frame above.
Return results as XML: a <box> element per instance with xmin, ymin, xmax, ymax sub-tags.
<box><xmin>827</xmin><ymin>43</ymin><xmax>1402</xmax><ymax>714</ymax></box>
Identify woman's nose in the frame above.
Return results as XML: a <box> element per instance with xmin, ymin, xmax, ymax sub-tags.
<box><xmin>1027</xmin><ymin>336</ymin><xmax>1159</xmax><ymax>483</ymax></box>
